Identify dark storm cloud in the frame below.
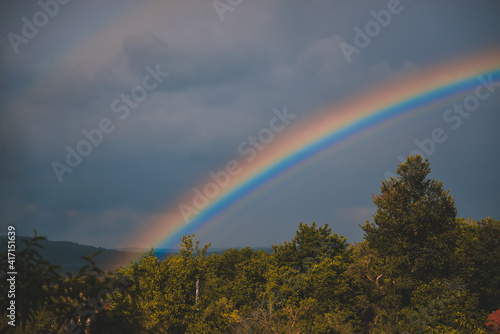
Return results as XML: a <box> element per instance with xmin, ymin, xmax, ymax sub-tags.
<box><xmin>1</xmin><ymin>0</ymin><xmax>499</xmax><ymax>248</ymax></box>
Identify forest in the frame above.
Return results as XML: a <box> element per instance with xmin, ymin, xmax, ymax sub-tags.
<box><xmin>1</xmin><ymin>155</ymin><xmax>499</xmax><ymax>333</ymax></box>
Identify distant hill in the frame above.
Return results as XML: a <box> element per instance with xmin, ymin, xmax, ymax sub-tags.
<box><xmin>0</xmin><ymin>236</ymin><xmax>273</xmax><ymax>274</ymax></box>
<box><xmin>0</xmin><ymin>236</ymin><xmax>144</xmax><ymax>274</ymax></box>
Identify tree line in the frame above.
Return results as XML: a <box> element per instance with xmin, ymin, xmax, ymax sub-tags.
<box><xmin>1</xmin><ymin>155</ymin><xmax>499</xmax><ymax>333</ymax></box>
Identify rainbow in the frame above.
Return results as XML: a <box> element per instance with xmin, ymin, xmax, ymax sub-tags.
<box><xmin>122</xmin><ymin>49</ymin><xmax>500</xmax><ymax>262</ymax></box>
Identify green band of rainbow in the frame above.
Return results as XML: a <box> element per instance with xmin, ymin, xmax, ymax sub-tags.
<box><xmin>121</xmin><ymin>50</ymin><xmax>500</xmax><ymax>263</ymax></box>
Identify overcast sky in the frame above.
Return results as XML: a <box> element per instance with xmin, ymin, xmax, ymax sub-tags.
<box><xmin>1</xmin><ymin>0</ymin><xmax>500</xmax><ymax>249</ymax></box>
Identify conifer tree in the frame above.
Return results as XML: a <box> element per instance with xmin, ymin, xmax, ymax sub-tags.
<box><xmin>362</xmin><ymin>155</ymin><xmax>458</xmax><ymax>300</ymax></box>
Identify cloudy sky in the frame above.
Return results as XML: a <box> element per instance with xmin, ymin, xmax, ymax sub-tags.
<box><xmin>1</xmin><ymin>0</ymin><xmax>500</xmax><ymax>249</ymax></box>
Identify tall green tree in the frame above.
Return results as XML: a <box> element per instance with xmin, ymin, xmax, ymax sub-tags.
<box><xmin>362</xmin><ymin>155</ymin><xmax>458</xmax><ymax>302</ymax></box>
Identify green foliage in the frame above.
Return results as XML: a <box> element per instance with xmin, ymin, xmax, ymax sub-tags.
<box><xmin>206</xmin><ymin>247</ymin><xmax>271</xmax><ymax>312</ymax></box>
<box><xmin>398</xmin><ymin>278</ymin><xmax>486</xmax><ymax>333</ymax></box>
<box><xmin>455</xmin><ymin>217</ymin><xmax>500</xmax><ymax>312</ymax></box>
<box><xmin>109</xmin><ymin>238</ymin><xmax>198</xmax><ymax>332</ymax></box>
<box><xmin>0</xmin><ymin>232</ymin><xmax>61</xmax><ymax>331</ymax></box>
<box><xmin>2</xmin><ymin>155</ymin><xmax>498</xmax><ymax>333</ymax></box>
<box><xmin>0</xmin><ymin>231</ymin><xmax>120</xmax><ymax>333</ymax></box>
<box><xmin>358</xmin><ymin>155</ymin><xmax>495</xmax><ymax>332</ymax></box>
<box><xmin>362</xmin><ymin>155</ymin><xmax>459</xmax><ymax>306</ymax></box>
<box><xmin>272</xmin><ymin>222</ymin><xmax>348</xmax><ymax>272</ymax></box>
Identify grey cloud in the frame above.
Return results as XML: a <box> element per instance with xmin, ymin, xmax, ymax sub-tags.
<box><xmin>1</xmin><ymin>0</ymin><xmax>499</xmax><ymax>248</ymax></box>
